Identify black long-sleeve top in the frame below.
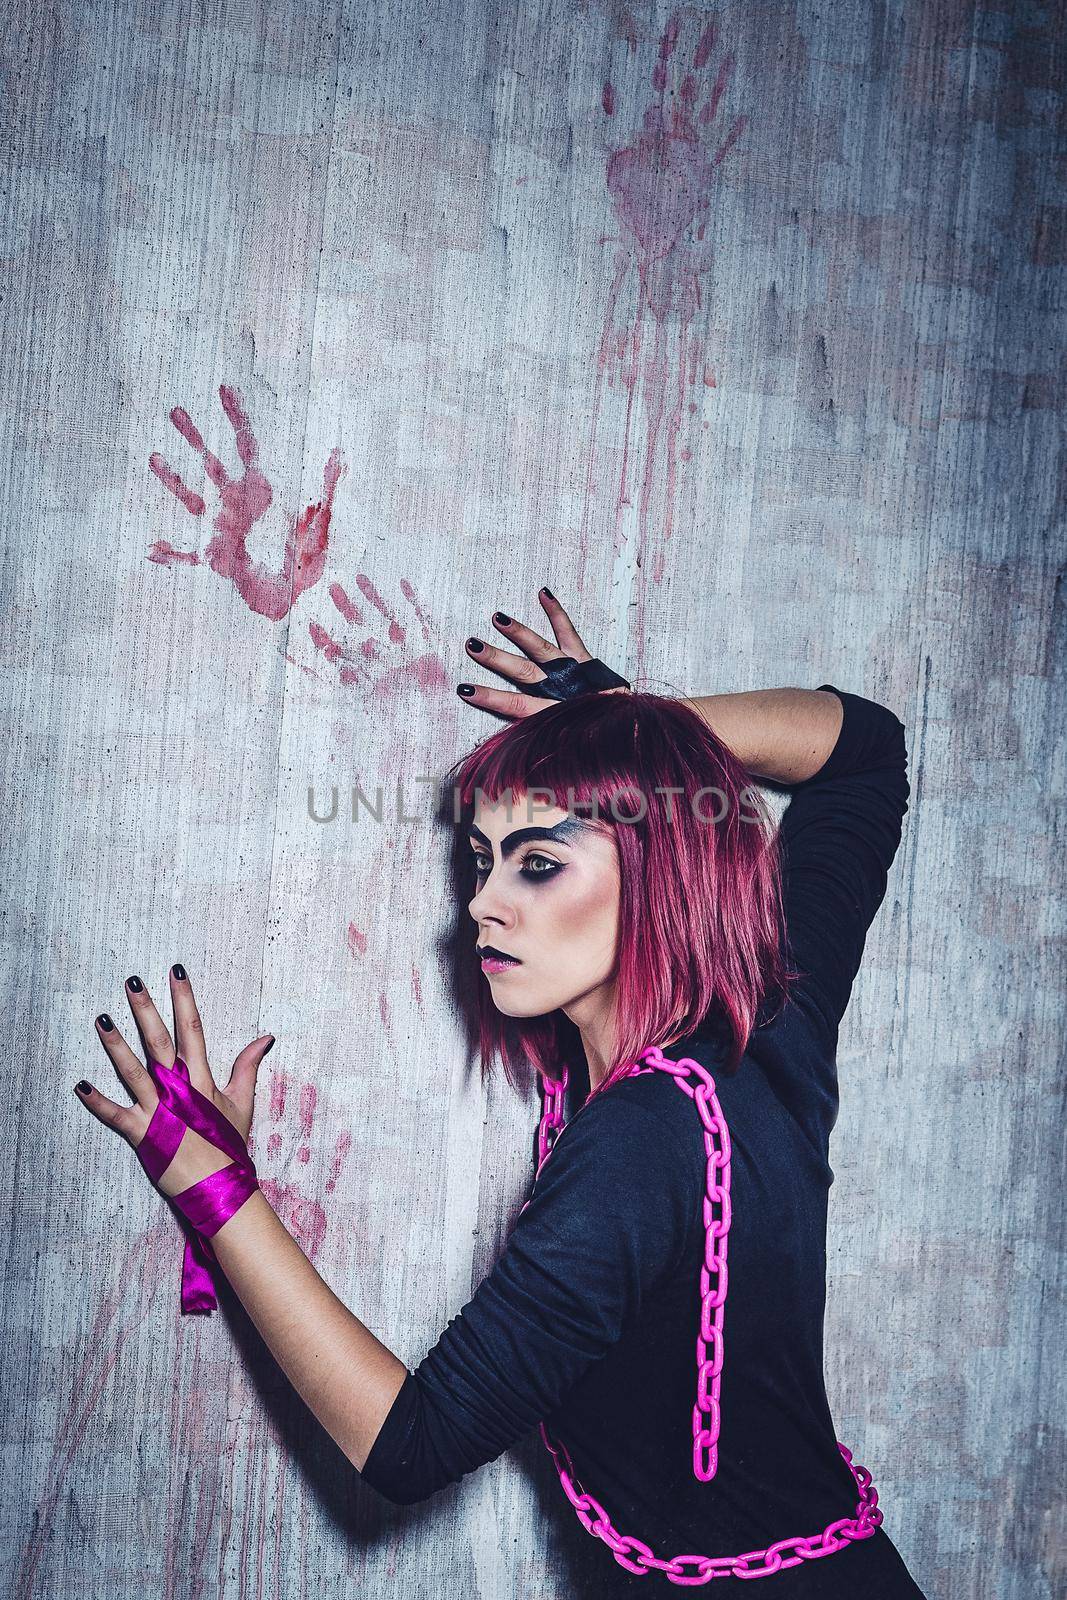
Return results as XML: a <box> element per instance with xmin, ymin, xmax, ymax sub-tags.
<box><xmin>360</xmin><ymin>684</ymin><xmax>926</xmax><ymax>1598</ymax></box>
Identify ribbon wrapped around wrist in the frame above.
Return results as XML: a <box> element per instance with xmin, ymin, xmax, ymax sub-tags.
<box><xmin>136</xmin><ymin>1054</ymin><xmax>259</xmax><ymax>1316</ymax></box>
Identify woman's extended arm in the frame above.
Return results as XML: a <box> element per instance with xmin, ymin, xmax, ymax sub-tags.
<box><xmin>680</xmin><ymin>687</ymin><xmax>845</xmax><ymax>786</ymax></box>
<box><xmin>207</xmin><ymin>1191</ymin><xmax>408</xmax><ymax>1472</ymax></box>
<box><xmin>76</xmin><ymin>977</ymin><xmax>409</xmax><ymax>1476</ymax></box>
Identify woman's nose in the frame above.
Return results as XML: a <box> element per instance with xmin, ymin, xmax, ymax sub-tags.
<box><xmin>469</xmin><ymin>875</ymin><xmax>515</xmax><ymax>924</ymax></box>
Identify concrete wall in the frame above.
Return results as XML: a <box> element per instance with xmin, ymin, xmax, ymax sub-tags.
<box><xmin>3</xmin><ymin>1</ymin><xmax>1063</xmax><ymax>1596</ymax></box>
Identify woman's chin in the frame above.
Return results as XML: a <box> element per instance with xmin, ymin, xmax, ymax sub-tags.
<box><xmin>488</xmin><ymin>993</ymin><xmax>550</xmax><ymax>1020</ymax></box>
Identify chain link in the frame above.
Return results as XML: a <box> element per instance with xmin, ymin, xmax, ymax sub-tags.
<box><xmin>522</xmin><ymin>1044</ymin><xmax>883</xmax><ymax>1585</ymax></box>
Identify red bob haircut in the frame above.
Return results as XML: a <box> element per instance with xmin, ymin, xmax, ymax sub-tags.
<box><xmin>444</xmin><ymin>691</ymin><xmax>798</xmax><ymax>1102</ymax></box>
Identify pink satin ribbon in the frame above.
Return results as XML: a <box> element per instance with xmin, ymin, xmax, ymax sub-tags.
<box><xmin>136</xmin><ymin>1054</ymin><xmax>259</xmax><ymax>1315</ymax></box>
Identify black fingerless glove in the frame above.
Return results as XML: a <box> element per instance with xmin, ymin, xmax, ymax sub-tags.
<box><xmin>526</xmin><ymin>656</ymin><xmax>631</xmax><ymax>702</ymax></box>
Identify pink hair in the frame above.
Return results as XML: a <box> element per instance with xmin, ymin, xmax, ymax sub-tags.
<box><xmin>445</xmin><ymin>691</ymin><xmax>798</xmax><ymax>1102</ymax></box>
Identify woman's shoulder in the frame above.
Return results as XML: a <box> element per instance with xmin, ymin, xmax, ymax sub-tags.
<box><xmin>582</xmin><ymin>1053</ymin><xmax>723</xmax><ymax>1156</ymax></box>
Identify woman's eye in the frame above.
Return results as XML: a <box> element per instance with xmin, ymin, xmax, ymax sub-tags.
<box><xmin>470</xmin><ymin>853</ymin><xmax>560</xmax><ymax>881</ymax></box>
<box><xmin>520</xmin><ymin>854</ymin><xmax>560</xmax><ymax>879</ymax></box>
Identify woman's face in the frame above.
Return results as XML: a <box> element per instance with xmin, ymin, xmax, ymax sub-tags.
<box><xmin>467</xmin><ymin>791</ymin><xmax>621</xmax><ymax>1025</ymax></box>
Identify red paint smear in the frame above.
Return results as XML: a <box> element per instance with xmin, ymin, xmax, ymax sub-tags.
<box><xmin>348</xmin><ymin>923</ymin><xmax>368</xmax><ymax>956</ymax></box>
<box><xmin>298</xmin><ymin>1081</ymin><xmax>316</xmax><ymax>1141</ymax></box>
<box><xmin>329</xmin><ymin>579</ymin><xmax>363</xmax><ymax>624</ymax></box>
<box><xmin>700</xmin><ymin>53</ymin><xmax>734</xmax><ymax>128</ymax></box>
<box><xmin>283</xmin><ymin>651</ymin><xmax>323</xmax><ymax>680</ymax></box>
<box><xmin>164</xmin><ymin>1330</ymin><xmax>222</xmax><ymax>1600</ymax></box>
<box><xmin>399</xmin><ymin>577</ymin><xmax>436</xmax><ymax>645</ymax></box>
<box><xmin>170</xmin><ymin>403</ymin><xmax>228</xmax><ymax>484</ymax></box>
<box><xmin>325</xmin><ymin>1130</ymin><xmax>352</xmax><ymax>1194</ymax></box>
<box><xmin>694</xmin><ymin>21</ymin><xmax>718</xmax><ymax>69</ymax></box>
<box><xmin>355</xmin><ymin>573</ymin><xmax>405</xmax><ymax>643</ymax></box>
<box><xmin>259</xmin><ymin>1178</ymin><xmax>328</xmax><ymax>1260</ymax></box>
<box><xmin>606</xmin><ymin>111</ymin><xmax>717</xmax><ymax>261</ymax></box>
<box><xmin>146</xmin><ymin>539</ymin><xmax>201</xmax><ymax>566</ymax></box>
<box><xmin>651</xmin><ymin>13</ymin><xmax>680</xmax><ymax>90</ymax></box>
<box><xmin>14</xmin><ymin>1227</ymin><xmax>172</xmax><ymax>1600</ymax></box>
<box><xmin>313</xmin><ymin>578</ymin><xmax>449</xmax><ymax>696</ymax></box>
<box><xmin>149</xmin><ymin>384</ymin><xmax>346</xmax><ymax>622</ymax></box>
<box><xmin>252</xmin><ymin>1073</ymin><xmax>290</xmax><ymax>1165</ymax></box>
<box><xmin>149</xmin><ymin>453</ymin><xmax>205</xmax><ymax>515</ymax></box>
<box><xmin>309</xmin><ymin>620</ymin><xmax>364</xmax><ymax>687</ymax></box>
<box><xmin>270</xmin><ymin>1072</ymin><xmax>289</xmax><ymax>1120</ymax></box>
<box><xmin>369</xmin><ymin>651</ymin><xmax>449</xmax><ymax>697</ymax></box>
<box><xmin>602</xmin><ymin>82</ymin><xmax>615</xmax><ymax>115</ymax></box>
<box><xmin>259</xmin><ymin>1133</ymin><xmax>347</xmax><ymax>1255</ymax></box>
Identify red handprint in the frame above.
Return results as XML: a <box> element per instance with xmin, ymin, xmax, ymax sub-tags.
<box><xmin>605</xmin><ymin>14</ymin><xmax>746</xmax><ymax>320</ymax></box>
<box><xmin>248</xmin><ymin>1070</ymin><xmax>353</xmax><ymax>1261</ymax></box>
<box><xmin>148</xmin><ymin>384</ymin><xmax>346</xmax><ymax>622</ymax></box>
<box><xmin>306</xmin><ymin>573</ymin><xmax>450</xmax><ymax>700</ymax></box>
<box><xmin>579</xmin><ymin>10</ymin><xmax>747</xmax><ymax>611</ymax></box>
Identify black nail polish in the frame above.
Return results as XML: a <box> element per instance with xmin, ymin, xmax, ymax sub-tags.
<box><xmin>172</xmin><ymin>964</ymin><xmax>187</xmax><ymax>980</ymax></box>
<box><xmin>263</xmin><ymin>1037</ymin><xmax>276</xmax><ymax>1055</ymax></box>
<box><xmin>494</xmin><ymin>612</ymin><xmax>512</xmax><ymax>626</ymax></box>
<box><xmin>457</xmin><ymin>684</ymin><xmax>475</xmax><ymax>697</ymax></box>
<box><xmin>97</xmin><ymin>1014</ymin><xmax>114</xmax><ymax>1031</ymax></box>
<box><xmin>76</xmin><ymin>1080</ymin><xmax>92</xmax><ymax>1094</ymax></box>
<box><xmin>467</xmin><ymin>637</ymin><xmax>484</xmax><ymax>652</ymax></box>
<box><xmin>540</xmin><ymin>587</ymin><xmax>554</xmax><ymax>599</ymax></box>
<box><xmin>126</xmin><ymin>975</ymin><xmax>143</xmax><ymax>992</ymax></box>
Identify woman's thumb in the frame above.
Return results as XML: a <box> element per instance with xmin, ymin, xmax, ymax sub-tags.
<box><xmin>226</xmin><ymin>1034</ymin><xmax>275</xmax><ymax>1105</ymax></box>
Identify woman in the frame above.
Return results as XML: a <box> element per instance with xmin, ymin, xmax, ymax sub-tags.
<box><xmin>75</xmin><ymin>590</ymin><xmax>926</xmax><ymax>1596</ymax></box>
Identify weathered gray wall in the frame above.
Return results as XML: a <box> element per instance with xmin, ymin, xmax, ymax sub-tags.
<box><xmin>2</xmin><ymin>1</ymin><xmax>1063</xmax><ymax>1596</ymax></box>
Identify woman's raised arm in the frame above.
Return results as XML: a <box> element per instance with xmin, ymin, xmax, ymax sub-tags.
<box><xmin>680</xmin><ymin>686</ymin><xmax>845</xmax><ymax>786</ymax></box>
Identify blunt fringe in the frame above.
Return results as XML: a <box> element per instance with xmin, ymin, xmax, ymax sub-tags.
<box><xmin>445</xmin><ymin>691</ymin><xmax>799</xmax><ymax>1104</ymax></box>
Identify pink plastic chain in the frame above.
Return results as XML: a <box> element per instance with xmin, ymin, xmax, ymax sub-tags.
<box><xmin>525</xmin><ymin>1044</ymin><xmax>883</xmax><ymax>1584</ymax></box>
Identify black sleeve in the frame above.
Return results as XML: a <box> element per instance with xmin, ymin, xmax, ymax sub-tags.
<box><xmin>358</xmin><ymin>1084</ymin><xmax>693</xmax><ymax>1506</ymax></box>
<box><xmin>776</xmin><ymin>683</ymin><xmax>910</xmax><ymax>1042</ymax></box>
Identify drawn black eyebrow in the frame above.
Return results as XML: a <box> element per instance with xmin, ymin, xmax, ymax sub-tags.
<box><xmin>467</xmin><ymin>818</ymin><xmax>588</xmax><ymax>859</ymax></box>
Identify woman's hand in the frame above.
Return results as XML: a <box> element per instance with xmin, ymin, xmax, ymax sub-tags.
<box><xmin>75</xmin><ymin>966</ymin><xmax>275</xmax><ymax>1200</ymax></box>
<box><xmin>456</xmin><ymin>588</ymin><xmax>630</xmax><ymax>721</ymax></box>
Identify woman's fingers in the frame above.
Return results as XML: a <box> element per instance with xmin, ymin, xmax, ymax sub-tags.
<box><xmin>535</xmin><ymin>590</ymin><xmax>591</xmax><ymax>659</ymax></box>
<box><xmin>461</xmin><ymin>592</ymin><xmax>593</xmax><ymax>699</ymax></box>
<box><xmin>489</xmin><ymin>600</ymin><xmax>593</xmax><ymax>667</ymax></box>
<box><xmin>122</xmin><ymin>975</ymin><xmax>177</xmax><ymax>1076</ymax></box>
<box><xmin>464</xmin><ymin>636</ymin><xmax>558</xmax><ymax>691</ymax></box>
<box><xmin>74</xmin><ymin>1077</ymin><xmax>147</xmax><ymax>1145</ymax></box>
<box><xmin>168</xmin><ymin>965</ymin><xmax>213</xmax><ymax>1087</ymax></box>
<box><xmin>459</xmin><ymin>592</ymin><xmax>598</xmax><ymax>719</ymax></box>
<box><xmin>456</xmin><ymin>681</ymin><xmax>553</xmax><ymax>722</ymax></box>
<box><xmin>94</xmin><ymin>1014</ymin><xmax>160</xmax><ymax>1115</ymax></box>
